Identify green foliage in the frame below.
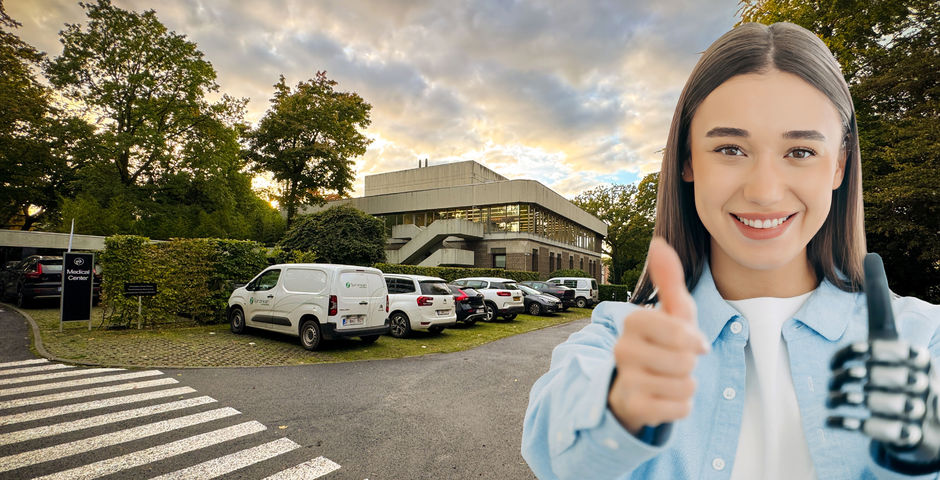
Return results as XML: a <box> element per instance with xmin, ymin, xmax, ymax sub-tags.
<box><xmin>374</xmin><ymin>263</ymin><xmax>539</xmax><ymax>283</ymax></box>
<box><xmin>279</xmin><ymin>205</ymin><xmax>386</xmax><ymax>266</ymax></box>
<box><xmin>99</xmin><ymin>235</ymin><xmax>267</xmax><ymax>327</ymax></box>
<box><xmin>620</xmin><ymin>268</ymin><xmax>643</xmax><ymax>292</ymax></box>
<box><xmin>266</xmin><ymin>247</ymin><xmax>319</xmax><ymax>265</ymax></box>
<box><xmin>574</xmin><ymin>173</ymin><xmax>657</xmax><ymax>286</ymax></box>
<box><xmin>548</xmin><ymin>269</ymin><xmax>592</xmax><ymax>279</ymax></box>
<box><xmin>738</xmin><ymin>0</ymin><xmax>939</xmax><ymax>302</ymax></box>
<box><xmin>599</xmin><ymin>284</ymin><xmax>632</xmax><ymax>302</ymax></box>
<box><xmin>246</xmin><ymin>73</ymin><xmax>372</xmax><ymax>226</ymax></box>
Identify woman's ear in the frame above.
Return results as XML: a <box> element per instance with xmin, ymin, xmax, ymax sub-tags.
<box><xmin>832</xmin><ymin>148</ymin><xmax>847</xmax><ymax>190</ymax></box>
<box><xmin>681</xmin><ymin>160</ymin><xmax>694</xmax><ymax>182</ymax></box>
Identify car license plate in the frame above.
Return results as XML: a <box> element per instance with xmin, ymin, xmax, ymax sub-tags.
<box><xmin>343</xmin><ymin>315</ymin><xmax>364</xmax><ymax>326</ymax></box>
<box><xmin>513</xmin><ymin>296</ymin><xmax>520</xmax><ymax>301</ymax></box>
<box><xmin>436</xmin><ymin>309</ymin><xmax>449</xmax><ymax>315</ymax></box>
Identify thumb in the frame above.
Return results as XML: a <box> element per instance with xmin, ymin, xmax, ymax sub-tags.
<box><xmin>647</xmin><ymin>237</ymin><xmax>695</xmax><ymax>322</ymax></box>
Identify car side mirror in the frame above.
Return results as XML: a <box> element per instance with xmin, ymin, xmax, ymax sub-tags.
<box><xmin>234</xmin><ymin>283</ymin><xmax>246</xmax><ymax>290</ymax></box>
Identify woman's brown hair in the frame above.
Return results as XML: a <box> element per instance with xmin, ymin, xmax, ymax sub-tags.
<box><xmin>631</xmin><ymin>22</ymin><xmax>865</xmax><ymax>305</ymax></box>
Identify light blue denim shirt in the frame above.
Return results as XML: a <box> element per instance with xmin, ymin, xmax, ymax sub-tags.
<box><xmin>522</xmin><ymin>264</ymin><xmax>940</xmax><ymax>479</ymax></box>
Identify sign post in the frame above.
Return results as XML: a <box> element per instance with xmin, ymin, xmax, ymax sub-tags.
<box><xmin>124</xmin><ymin>283</ymin><xmax>158</xmax><ymax>329</ymax></box>
<box><xmin>60</xmin><ymin>252</ymin><xmax>95</xmax><ymax>331</ymax></box>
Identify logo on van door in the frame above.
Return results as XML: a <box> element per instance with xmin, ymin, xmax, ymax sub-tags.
<box><xmin>345</xmin><ymin>281</ymin><xmax>367</xmax><ymax>289</ymax></box>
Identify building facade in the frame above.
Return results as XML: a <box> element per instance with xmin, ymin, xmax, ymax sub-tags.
<box><xmin>306</xmin><ymin>161</ymin><xmax>607</xmax><ymax>282</ymax></box>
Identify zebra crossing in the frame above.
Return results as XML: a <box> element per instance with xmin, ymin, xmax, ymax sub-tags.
<box><xmin>0</xmin><ymin>358</ymin><xmax>342</xmax><ymax>479</ymax></box>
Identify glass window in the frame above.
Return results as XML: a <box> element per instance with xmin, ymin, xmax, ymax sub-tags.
<box><xmin>493</xmin><ymin>254</ymin><xmax>506</xmax><ymax>269</ymax></box>
<box><xmin>569</xmin><ymin>255</ymin><xmax>573</xmax><ymax>269</ymax></box>
<box><xmin>532</xmin><ymin>249</ymin><xmax>538</xmax><ymax>271</ymax></box>
<box><xmin>254</xmin><ymin>269</ymin><xmax>281</xmax><ymax>291</ymax></box>
<box><xmin>580</xmin><ymin>257</ymin><xmax>584</xmax><ymax>270</ymax></box>
<box><xmin>420</xmin><ymin>280</ymin><xmax>451</xmax><ymax>295</ymax></box>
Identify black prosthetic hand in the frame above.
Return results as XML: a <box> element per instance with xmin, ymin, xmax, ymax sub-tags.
<box><xmin>828</xmin><ymin>253</ymin><xmax>940</xmax><ymax>475</ymax></box>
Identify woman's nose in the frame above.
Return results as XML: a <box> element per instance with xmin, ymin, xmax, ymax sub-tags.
<box><xmin>742</xmin><ymin>157</ymin><xmax>785</xmax><ymax>206</ymax></box>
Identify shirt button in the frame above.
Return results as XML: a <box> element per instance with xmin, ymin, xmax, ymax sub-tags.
<box><xmin>712</xmin><ymin>457</ymin><xmax>726</xmax><ymax>471</ymax></box>
<box><xmin>723</xmin><ymin>387</ymin><xmax>736</xmax><ymax>400</ymax></box>
<box><xmin>730</xmin><ymin>321</ymin><xmax>743</xmax><ymax>334</ymax></box>
<box><xmin>603</xmin><ymin>438</ymin><xmax>619</xmax><ymax>450</ymax></box>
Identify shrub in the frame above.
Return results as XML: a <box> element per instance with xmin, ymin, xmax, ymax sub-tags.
<box><xmin>279</xmin><ymin>205</ymin><xmax>385</xmax><ymax>266</ymax></box>
<box><xmin>373</xmin><ymin>263</ymin><xmax>539</xmax><ymax>283</ymax></box>
<box><xmin>599</xmin><ymin>284</ymin><xmax>632</xmax><ymax>302</ymax></box>
<box><xmin>548</xmin><ymin>269</ymin><xmax>591</xmax><ymax>279</ymax></box>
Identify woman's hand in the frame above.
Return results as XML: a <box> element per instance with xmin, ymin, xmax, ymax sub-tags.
<box><xmin>608</xmin><ymin>237</ymin><xmax>710</xmax><ymax>435</ymax></box>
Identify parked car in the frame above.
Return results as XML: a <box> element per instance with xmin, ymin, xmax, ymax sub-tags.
<box><xmin>520</xmin><ymin>281</ymin><xmax>575</xmax><ymax>310</ymax></box>
<box><xmin>447</xmin><ymin>284</ymin><xmax>486</xmax><ymax>325</ymax></box>
<box><xmin>451</xmin><ymin>277</ymin><xmax>524</xmax><ymax>321</ymax></box>
<box><xmin>517</xmin><ymin>284</ymin><xmax>564</xmax><ymax>316</ymax></box>
<box><xmin>227</xmin><ymin>264</ymin><xmax>390</xmax><ymax>351</ymax></box>
<box><xmin>547</xmin><ymin>277</ymin><xmax>599</xmax><ymax>308</ymax></box>
<box><xmin>1</xmin><ymin>255</ymin><xmax>101</xmax><ymax>307</ymax></box>
<box><xmin>384</xmin><ymin>274</ymin><xmax>457</xmax><ymax>337</ymax></box>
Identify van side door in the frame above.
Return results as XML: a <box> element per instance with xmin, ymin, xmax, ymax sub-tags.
<box><xmin>244</xmin><ymin>269</ymin><xmax>281</xmax><ymax>328</ymax></box>
<box><xmin>270</xmin><ymin>267</ymin><xmax>328</xmax><ymax>332</ymax></box>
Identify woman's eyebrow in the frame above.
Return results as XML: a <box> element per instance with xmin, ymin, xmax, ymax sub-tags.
<box><xmin>705</xmin><ymin>127</ymin><xmax>748</xmax><ymax>137</ymax></box>
<box><xmin>783</xmin><ymin>130</ymin><xmax>826</xmax><ymax>141</ymax></box>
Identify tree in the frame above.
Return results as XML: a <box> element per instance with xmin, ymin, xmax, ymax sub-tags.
<box><xmin>574</xmin><ymin>173</ymin><xmax>658</xmax><ymax>287</ymax></box>
<box><xmin>0</xmin><ymin>3</ymin><xmax>95</xmax><ymax>230</ymax></box>
<box><xmin>247</xmin><ymin>73</ymin><xmax>372</xmax><ymax>226</ymax></box>
<box><xmin>278</xmin><ymin>204</ymin><xmax>386</xmax><ymax>266</ymax></box>
<box><xmin>43</xmin><ymin>0</ymin><xmax>283</xmax><ymax>242</ymax></box>
<box><xmin>738</xmin><ymin>0</ymin><xmax>940</xmax><ymax>302</ymax></box>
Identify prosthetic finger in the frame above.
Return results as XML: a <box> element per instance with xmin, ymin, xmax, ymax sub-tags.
<box><xmin>867</xmin><ymin>365</ymin><xmax>930</xmax><ymax>394</ymax></box>
<box><xmin>827</xmin><ymin>416</ymin><xmax>923</xmax><ymax>448</ymax></box>
<box><xmin>870</xmin><ymin>340</ymin><xmax>931</xmax><ymax>370</ymax></box>
<box><xmin>831</xmin><ymin>342</ymin><xmax>871</xmax><ymax>370</ymax></box>
<box><xmin>830</xmin><ymin>365</ymin><xmax>867</xmax><ymax>391</ymax></box>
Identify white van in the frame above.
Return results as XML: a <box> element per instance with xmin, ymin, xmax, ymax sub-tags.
<box><xmin>227</xmin><ymin>264</ymin><xmax>389</xmax><ymax>350</ymax></box>
<box><xmin>547</xmin><ymin>277</ymin><xmax>599</xmax><ymax>308</ymax></box>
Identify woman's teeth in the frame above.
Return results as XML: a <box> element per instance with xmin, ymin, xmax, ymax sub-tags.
<box><xmin>734</xmin><ymin>214</ymin><xmax>791</xmax><ymax>229</ymax></box>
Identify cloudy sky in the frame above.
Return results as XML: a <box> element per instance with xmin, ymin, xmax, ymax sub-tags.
<box><xmin>9</xmin><ymin>0</ymin><xmax>741</xmax><ymax>198</ymax></box>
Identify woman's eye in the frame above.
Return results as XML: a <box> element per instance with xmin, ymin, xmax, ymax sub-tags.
<box><xmin>715</xmin><ymin>145</ymin><xmax>744</xmax><ymax>156</ymax></box>
<box><xmin>786</xmin><ymin>148</ymin><xmax>816</xmax><ymax>159</ymax></box>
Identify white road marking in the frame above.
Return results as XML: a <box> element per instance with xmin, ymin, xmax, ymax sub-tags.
<box><xmin>0</xmin><ymin>369</ymin><xmax>163</xmax><ymax>397</ymax></box>
<box><xmin>0</xmin><ymin>377</ymin><xmax>178</xmax><ymax>409</ymax></box>
<box><xmin>264</xmin><ymin>456</ymin><xmax>343</xmax><ymax>480</ymax></box>
<box><xmin>0</xmin><ymin>386</ymin><xmax>196</xmax><ymax>425</ymax></box>
<box><xmin>151</xmin><ymin>437</ymin><xmax>301</xmax><ymax>480</ymax></box>
<box><xmin>34</xmin><ymin>421</ymin><xmax>267</xmax><ymax>480</ymax></box>
<box><xmin>0</xmin><ymin>407</ymin><xmax>241</xmax><ymax>472</ymax></box>
<box><xmin>0</xmin><ymin>363</ymin><xmax>72</xmax><ymax>376</ymax></box>
<box><xmin>0</xmin><ymin>358</ymin><xmax>48</xmax><ymax>369</ymax></box>
<box><xmin>0</xmin><ymin>396</ymin><xmax>216</xmax><ymax>445</ymax></box>
<box><xmin>0</xmin><ymin>367</ymin><xmax>122</xmax><ymax>386</ymax></box>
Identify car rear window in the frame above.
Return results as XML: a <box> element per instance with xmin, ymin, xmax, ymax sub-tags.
<box><xmin>503</xmin><ymin>282</ymin><xmax>519</xmax><ymax>290</ymax></box>
<box><xmin>420</xmin><ymin>281</ymin><xmax>450</xmax><ymax>295</ymax></box>
<box><xmin>38</xmin><ymin>260</ymin><xmax>63</xmax><ymax>273</ymax></box>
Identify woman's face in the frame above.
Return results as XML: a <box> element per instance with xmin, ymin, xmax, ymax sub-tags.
<box><xmin>685</xmin><ymin>70</ymin><xmax>846</xmax><ymax>280</ymax></box>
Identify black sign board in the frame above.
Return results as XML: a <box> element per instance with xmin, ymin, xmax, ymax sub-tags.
<box><xmin>124</xmin><ymin>283</ymin><xmax>158</xmax><ymax>296</ymax></box>
<box><xmin>60</xmin><ymin>252</ymin><xmax>94</xmax><ymax>322</ymax></box>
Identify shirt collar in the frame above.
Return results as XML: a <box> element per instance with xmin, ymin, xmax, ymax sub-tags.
<box><xmin>691</xmin><ymin>261</ymin><xmax>857</xmax><ymax>344</ymax></box>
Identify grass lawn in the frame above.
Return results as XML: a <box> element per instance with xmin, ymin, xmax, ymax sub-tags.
<box><xmin>18</xmin><ymin>300</ymin><xmax>592</xmax><ymax>367</ymax></box>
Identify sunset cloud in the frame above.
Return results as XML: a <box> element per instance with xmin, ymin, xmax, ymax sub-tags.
<box><xmin>9</xmin><ymin>0</ymin><xmax>740</xmax><ymax>198</ymax></box>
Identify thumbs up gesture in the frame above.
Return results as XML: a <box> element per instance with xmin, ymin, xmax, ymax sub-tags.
<box><xmin>608</xmin><ymin>237</ymin><xmax>709</xmax><ymax>434</ymax></box>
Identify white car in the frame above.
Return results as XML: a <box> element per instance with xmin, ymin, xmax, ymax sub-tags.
<box><xmin>227</xmin><ymin>264</ymin><xmax>389</xmax><ymax>350</ymax></box>
<box><xmin>384</xmin><ymin>274</ymin><xmax>457</xmax><ymax>337</ymax></box>
<box><xmin>547</xmin><ymin>276</ymin><xmax>599</xmax><ymax>308</ymax></box>
<box><xmin>451</xmin><ymin>277</ymin><xmax>525</xmax><ymax>321</ymax></box>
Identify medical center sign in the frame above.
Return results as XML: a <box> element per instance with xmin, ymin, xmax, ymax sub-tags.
<box><xmin>61</xmin><ymin>252</ymin><xmax>94</xmax><ymax>322</ymax></box>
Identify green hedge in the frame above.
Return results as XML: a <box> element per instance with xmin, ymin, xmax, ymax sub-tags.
<box><xmin>373</xmin><ymin>263</ymin><xmax>539</xmax><ymax>283</ymax></box>
<box><xmin>100</xmin><ymin>236</ymin><xmax>269</xmax><ymax>327</ymax></box>
<box><xmin>599</xmin><ymin>284</ymin><xmax>632</xmax><ymax>302</ymax></box>
<box><xmin>548</xmin><ymin>269</ymin><xmax>591</xmax><ymax>278</ymax></box>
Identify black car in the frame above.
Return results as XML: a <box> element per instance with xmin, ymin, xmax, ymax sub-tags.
<box><xmin>521</xmin><ymin>281</ymin><xmax>574</xmax><ymax>310</ymax></box>
<box><xmin>1</xmin><ymin>255</ymin><xmax>101</xmax><ymax>307</ymax></box>
<box><xmin>447</xmin><ymin>284</ymin><xmax>486</xmax><ymax>325</ymax></box>
<box><xmin>518</xmin><ymin>284</ymin><xmax>564</xmax><ymax>316</ymax></box>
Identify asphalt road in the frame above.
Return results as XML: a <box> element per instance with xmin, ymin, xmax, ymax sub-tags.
<box><xmin>0</xmin><ymin>305</ymin><xmax>591</xmax><ymax>479</ymax></box>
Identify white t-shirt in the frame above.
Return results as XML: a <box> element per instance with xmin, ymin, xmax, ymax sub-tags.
<box><xmin>727</xmin><ymin>293</ymin><xmax>816</xmax><ymax>480</ymax></box>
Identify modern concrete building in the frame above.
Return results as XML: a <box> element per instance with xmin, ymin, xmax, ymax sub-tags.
<box><xmin>305</xmin><ymin>161</ymin><xmax>607</xmax><ymax>281</ymax></box>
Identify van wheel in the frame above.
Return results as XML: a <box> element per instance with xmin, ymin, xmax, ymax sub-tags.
<box><xmin>16</xmin><ymin>288</ymin><xmax>29</xmax><ymax>308</ymax></box>
<box><xmin>528</xmin><ymin>303</ymin><xmax>541</xmax><ymax>316</ymax></box>
<box><xmin>389</xmin><ymin>312</ymin><xmax>411</xmax><ymax>338</ymax></box>
<box><xmin>575</xmin><ymin>297</ymin><xmax>588</xmax><ymax>308</ymax></box>
<box><xmin>361</xmin><ymin>335</ymin><xmax>379</xmax><ymax>344</ymax></box>
<box><xmin>230</xmin><ymin>307</ymin><xmax>245</xmax><ymax>334</ymax></box>
<box><xmin>428</xmin><ymin>326</ymin><xmax>444</xmax><ymax>334</ymax></box>
<box><xmin>483</xmin><ymin>302</ymin><xmax>496</xmax><ymax>322</ymax></box>
<box><xmin>300</xmin><ymin>320</ymin><xmax>322</xmax><ymax>351</ymax></box>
